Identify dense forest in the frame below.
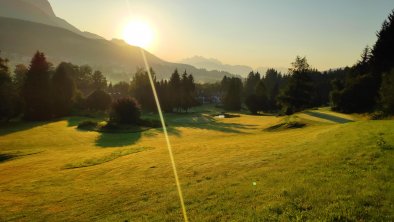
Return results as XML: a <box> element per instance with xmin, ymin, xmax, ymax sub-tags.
<box><xmin>0</xmin><ymin>9</ymin><xmax>393</xmax><ymax>123</ymax></box>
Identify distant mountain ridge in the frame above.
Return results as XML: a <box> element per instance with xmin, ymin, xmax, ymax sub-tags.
<box><xmin>0</xmin><ymin>0</ymin><xmax>237</xmax><ymax>82</ymax></box>
<box><xmin>0</xmin><ymin>17</ymin><xmax>234</xmax><ymax>83</ymax></box>
<box><xmin>180</xmin><ymin>56</ymin><xmax>253</xmax><ymax>77</ymax></box>
<box><xmin>180</xmin><ymin>56</ymin><xmax>290</xmax><ymax>77</ymax></box>
<box><xmin>0</xmin><ymin>0</ymin><xmax>103</xmax><ymax>39</ymax></box>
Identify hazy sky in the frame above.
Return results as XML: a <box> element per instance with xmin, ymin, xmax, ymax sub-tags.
<box><xmin>49</xmin><ymin>0</ymin><xmax>393</xmax><ymax>70</ymax></box>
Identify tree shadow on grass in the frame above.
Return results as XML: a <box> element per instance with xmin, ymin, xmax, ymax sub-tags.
<box><xmin>146</xmin><ymin>113</ymin><xmax>258</xmax><ymax>137</ymax></box>
<box><xmin>96</xmin><ymin>131</ymin><xmax>142</xmax><ymax>148</ymax></box>
<box><xmin>0</xmin><ymin>154</ymin><xmax>15</xmax><ymax>163</ymax></box>
<box><xmin>0</xmin><ymin>121</ymin><xmax>48</xmax><ymax>137</ymax></box>
<box><xmin>303</xmin><ymin>111</ymin><xmax>354</xmax><ymax>124</ymax></box>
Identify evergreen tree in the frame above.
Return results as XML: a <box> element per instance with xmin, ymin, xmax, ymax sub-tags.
<box><xmin>245</xmin><ymin>94</ymin><xmax>260</xmax><ymax>114</ymax></box>
<box><xmin>223</xmin><ymin>77</ymin><xmax>243</xmax><ymax>111</ymax></box>
<box><xmin>92</xmin><ymin>70</ymin><xmax>107</xmax><ymax>90</ymax></box>
<box><xmin>52</xmin><ymin>62</ymin><xmax>77</xmax><ymax>117</ymax></box>
<box><xmin>278</xmin><ymin>56</ymin><xmax>314</xmax><ymax>114</ymax></box>
<box><xmin>86</xmin><ymin>89</ymin><xmax>112</xmax><ymax>111</ymax></box>
<box><xmin>22</xmin><ymin>51</ymin><xmax>53</xmax><ymax>120</ymax></box>
<box><xmin>264</xmin><ymin>69</ymin><xmax>282</xmax><ymax>110</ymax></box>
<box><xmin>112</xmin><ymin>81</ymin><xmax>130</xmax><ymax>99</ymax></box>
<box><xmin>169</xmin><ymin>69</ymin><xmax>181</xmax><ymax>112</ymax></box>
<box><xmin>130</xmin><ymin>68</ymin><xmax>156</xmax><ymax>112</ymax></box>
<box><xmin>330</xmin><ymin>10</ymin><xmax>394</xmax><ymax>113</ymax></box>
<box><xmin>244</xmin><ymin>71</ymin><xmax>260</xmax><ymax>97</ymax></box>
<box><xmin>13</xmin><ymin>64</ymin><xmax>28</xmax><ymax>92</ymax></box>
<box><xmin>255</xmin><ymin>80</ymin><xmax>269</xmax><ymax>111</ymax></box>
<box><xmin>157</xmin><ymin>80</ymin><xmax>173</xmax><ymax>112</ymax></box>
<box><xmin>379</xmin><ymin>69</ymin><xmax>394</xmax><ymax>114</ymax></box>
<box><xmin>0</xmin><ymin>54</ymin><xmax>20</xmax><ymax>121</ymax></box>
<box><xmin>77</xmin><ymin>65</ymin><xmax>93</xmax><ymax>95</ymax></box>
<box><xmin>370</xmin><ymin>9</ymin><xmax>394</xmax><ymax>76</ymax></box>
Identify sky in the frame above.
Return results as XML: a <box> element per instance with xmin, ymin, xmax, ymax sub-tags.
<box><xmin>49</xmin><ymin>0</ymin><xmax>394</xmax><ymax>71</ymax></box>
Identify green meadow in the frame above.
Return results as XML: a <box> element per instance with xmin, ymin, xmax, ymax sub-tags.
<box><xmin>0</xmin><ymin>106</ymin><xmax>393</xmax><ymax>221</ymax></box>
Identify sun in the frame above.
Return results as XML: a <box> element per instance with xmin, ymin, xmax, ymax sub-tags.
<box><xmin>122</xmin><ymin>20</ymin><xmax>154</xmax><ymax>48</ymax></box>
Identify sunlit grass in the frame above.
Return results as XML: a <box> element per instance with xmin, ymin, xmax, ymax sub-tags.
<box><xmin>0</xmin><ymin>106</ymin><xmax>393</xmax><ymax>221</ymax></box>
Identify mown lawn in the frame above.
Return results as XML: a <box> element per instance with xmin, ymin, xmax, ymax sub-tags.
<box><xmin>0</xmin><ymin>107</ymin><xmax>393</xmax><ymax>221</ymax></box>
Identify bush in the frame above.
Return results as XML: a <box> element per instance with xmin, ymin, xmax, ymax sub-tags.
<box><xmin>86</xmin><ymin>89</ymin><xmax>112</xmax><ymax>111</ymax></box>
<box><xmin>77</xmin><ymin>120</ymin><xmax>98</xmax><ymax>130</ymax></box>
<box><xmin>110</xmin><ymin>97</ymin><xmax>141</xmax><ymax>124</ymax></box>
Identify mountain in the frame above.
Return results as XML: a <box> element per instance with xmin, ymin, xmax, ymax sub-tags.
<box><xmin>0</xmin><ymin>0</ymin><xmax>103</xmax><ymax>39</ymax></box>
<box><xmin>0</xmin><ymin>17</ymin><xmax>234</xmax><ymax>82</ymax></box>
<box><xmin>180</xmin><ymin>56</ymin><xmax>253</xmax><ymax>77</ymax></box>
<box><xmin>256</xmin><ymin>66</ymin><xmax>289</xmax><ymax>75</ymax></box>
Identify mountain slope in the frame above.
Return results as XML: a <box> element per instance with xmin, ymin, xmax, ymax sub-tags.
<box><xmin>0</xmin><ymin>0</ymin><xmax>103</xmax><ymax>39</ymax></box>
<box><xmin>0</xmin><ymin>17</ymin><xmax>233</xmax><ymax>82</ymax></box>
<box><xmin>180</xmin><ymin>56</ymin><xmax>253</xmax><ymax>76</ymax></box>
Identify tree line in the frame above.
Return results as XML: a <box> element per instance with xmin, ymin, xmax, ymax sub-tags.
<box><xmin>221</xmin><ymin>9</ymin><xmax>394</xmax><ymax>116</ymax></box>
<box><xmin>1</xmin><ymin>9</ymin><xmax>393</xmax><ymax>121</ymax></box>
<box><xmin>0</xmin><ymin>51</ymin><xmax>198</xmax><ymax>121</ymax></box>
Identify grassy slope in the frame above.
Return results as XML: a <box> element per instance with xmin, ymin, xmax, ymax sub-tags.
<box><xmin>0</xmin><ymin>107</ymin><xmax>393</xmax><ymax>221</ymax></box>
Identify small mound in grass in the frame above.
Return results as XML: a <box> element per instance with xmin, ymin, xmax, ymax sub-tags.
<box><xmin>265</xmin><ymin>115</ymin><xmax>306</xmax><ymax>131</ymax></box>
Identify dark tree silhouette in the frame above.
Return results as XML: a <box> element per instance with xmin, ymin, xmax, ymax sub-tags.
<box><xmin>245</xmin><ymin>94</ymin><xmax>260</xmax><ymax>114</ymax></box>
<box><xmin>86</xmin><ymin>89</ymin><xmax>112</xmax><ymax>111</ymax></box>
<box><xmin>157</xmin><ymin>80</ymin><xmax>173</xmax><ymax>112</ymax></box>
<box><xmin>0</xmin><ymin>54</ymin><xmax>20</xmax><ymax>121</ymax></box>
<box><xmin>130</xmin><ymin>68</ymin><xmax>156</xmax><ymax>112</ymax></box>
<box><xmin>244</xmin><ymin>71</ymin><xmax>261</xmax><ymax>97</ymax></box>
<box><xmin>371</xmin><ymin>9</ymin><xmax>394</xmax><ymax>76</ymax></box>
<box><xmin>22</xmin><ymin>51</ymin><xmax>53</xmax><ymax>120</ymax></box>
<box><xmin>13</xmin><ymin>64</ymin><xmax>28</xmax><ymax>92</ymax></box>
<box><xmin>380</xmin><ymin>69</ymin><xmax>394</xmax><ymax>114</ymax></box>
<box><xmin>330</xmin><ymin>10</ymin><xmax>394</xmax><ymax>114</ymax></box>
<box><xmin>52</xmin><ymin>62</ymin><xmax>77</xmax><ymax>117</ymax></box>
<box><xmin>92</xmin><ymin>70</ymin><xmax>107</xmax><ymax>90</ymax></box>
<box><xmin>110</xmin><ymin>97</ymin><xmax>141</xmax><ymax>124</ymax></box>
<box><xmin>180</xmin><ymin>71</ymin><xmax>197</xmax><ymax>112</ymax></box>
<box><xmin>278</xmin><ymin>56</ymin><xmax>314</xmax><ymax>114</ymax></box>
<box><xmin>169</xmin><ymin>69</ymin><xmax>182</xmax><ymax>112</ymax></box>
<box><xmin>223</xmin><ymin>77</ymin><xmax>243</xmax><ymax>111</ymax></box>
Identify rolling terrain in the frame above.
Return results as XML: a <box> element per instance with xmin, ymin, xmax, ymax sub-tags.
<box><xmin>0</xmin><ymin>107</ymin><xmax>392</xmax><ymax>221</ymax></box>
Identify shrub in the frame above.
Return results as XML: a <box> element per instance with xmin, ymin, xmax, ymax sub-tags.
<box><xmin>77</xmin><ymin>120</ymin><xmax>98</xmax><ymax>130</ymax></box>
<box><xmin>110</xmin><ymin>97</ymin><xmax>141</xmax><ymax>124</ymax></box>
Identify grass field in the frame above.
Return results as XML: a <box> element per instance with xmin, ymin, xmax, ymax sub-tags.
<box><xmin>0</xmin><ymin>106</ymin><xmax>393</xmax><ymax>221</ymax></box>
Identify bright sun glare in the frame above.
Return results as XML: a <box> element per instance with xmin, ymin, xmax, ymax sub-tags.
<box><xmin>123</xmin><ymin>20</ymin><xmax>154</xmax><ymax>48</ymax></box>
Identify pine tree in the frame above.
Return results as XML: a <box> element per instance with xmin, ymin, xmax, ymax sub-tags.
<box><xmin>223</xmin><ymin>77</ymin><xmax>243</xmax><ymax>111</ymax></box>
<box><xmin>169</xmin><ymin>69</ymin><xmax>181</xmax><ymax>112</ymax></box>
<box><xmin>244</xmin><ymin>71</ymin><xmax>260</xmax><ymax>97</ymax></box>
<box><xmin>52</xmin><ymin>62</ymin><xmax>77</xmax><ymax>117</ymax></box>
<box><xmin>92</xmin><ymin>70</ymin><xmax>107</xmax><ymax>90</ymax></box>
<box><xmin>0</xmin><ymin>54</ymin><xmax>20</xmax><ymax>121</ymax></box>
<box><xmin>23</xmin><ymin>51</ymin><xmax>53</xmax><ymax>120</ymax></box>
<box><xmin>380</xmin><ymin>69</ymin><xmax>394</xmax><ymax>114</ymax></box>
<box><xmin>278</xmin><ymin>56</ymin><xmax>314</xmax><ymax>114</ymax></box>
<box><xmin>371</xmin><ymin>9</ymin><xmax>394</xmax><ymax>75</ymax></box>
<box><xmin>130</xmin><ymin>68</ymin><xmax>156</xmax><ymax>112</ymax></box>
